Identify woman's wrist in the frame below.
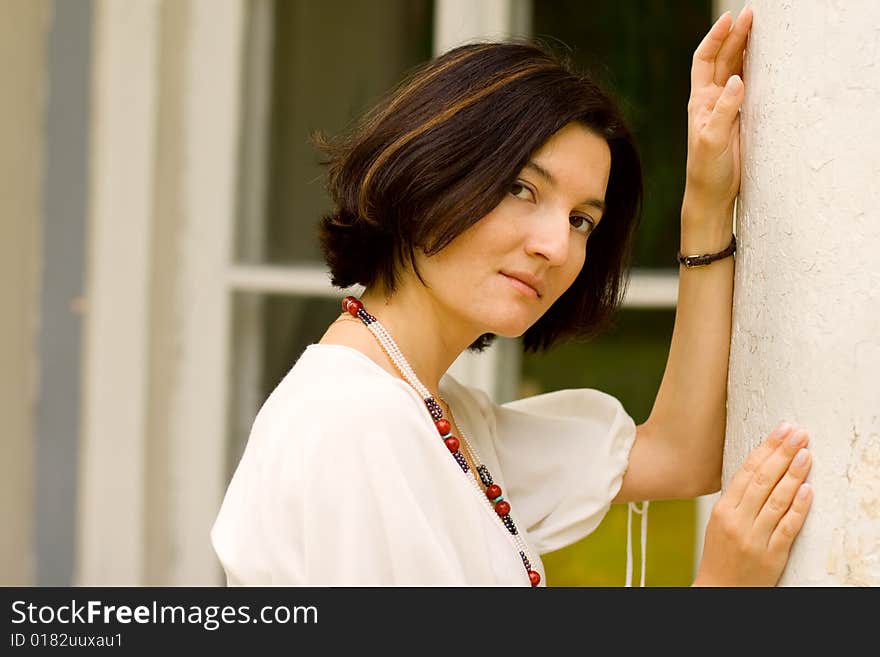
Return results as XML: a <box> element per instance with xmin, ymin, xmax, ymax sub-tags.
<box><xmin>680</xmin><ymin>194</ymin><xmax>735</xmax><ymax>255</ymax></box>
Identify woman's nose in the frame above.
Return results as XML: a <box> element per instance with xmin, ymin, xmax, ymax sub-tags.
<box><xmin>523</xmin><ymin>211</ymin><xmax>570</xmax><ymax>266</ymax></box>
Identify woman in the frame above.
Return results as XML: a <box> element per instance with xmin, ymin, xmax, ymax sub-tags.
<box><xmin>212</xmin><ymin>7</ymin><xmax>813</xmax><ymax>586</ymax></box>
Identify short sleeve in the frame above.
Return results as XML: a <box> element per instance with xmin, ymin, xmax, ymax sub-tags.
<box><xmin>483</xmin><ymin>387</ymin><xmax>637</xmax><ymax>555</ymax></box>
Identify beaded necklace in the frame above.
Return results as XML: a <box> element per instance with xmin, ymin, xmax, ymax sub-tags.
<box><xmin>340</xmin><ymin>295</ymin><xmax>541</xmax><ymax>586</ymax></box>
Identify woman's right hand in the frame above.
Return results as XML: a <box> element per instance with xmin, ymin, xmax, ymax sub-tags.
<box><xmin>693</xmin><ymin>423</ymin><xmax>813</xmax><ymax>586</ymax></box>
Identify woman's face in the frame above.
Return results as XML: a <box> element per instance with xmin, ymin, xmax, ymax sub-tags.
<box><xmin>413</xmin><ymin>121</ymin><xmax>612</xmax><ymax>340</ymax></box>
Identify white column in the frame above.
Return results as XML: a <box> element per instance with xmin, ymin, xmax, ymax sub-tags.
<box><xmin>163</xmin><ymin>0</ymin><xmax>244</xmax><ymax>585</ymax></box>
<box><xmin>78</xmin><ymin>0</ymin><xmax>245</xmax><ymax>586</ymax></box>
<box><xmin>76</xmin><ymin>0</ymin><xmax>160</xmax><ymax>585</ymax></box>
<box><xmin>726</xmin><ymin>0</ymin><xmax>880</xmax><ymax>585</ymax></box>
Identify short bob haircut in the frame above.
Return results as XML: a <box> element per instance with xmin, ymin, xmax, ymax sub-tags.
<box><xmin>314</xmin><ymin>40</ymin><xmax>643</xmax><ymax>354</ymax></box>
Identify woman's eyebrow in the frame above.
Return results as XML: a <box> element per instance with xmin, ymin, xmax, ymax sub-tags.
<box><xmin>524</xmin><ymin>160</ymin><xmax>606</xmax><ymax>213</ymax></box>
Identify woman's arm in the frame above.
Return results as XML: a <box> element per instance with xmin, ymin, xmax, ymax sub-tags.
<box><xmin>614</xmin><ymin>8</ymin><xmax>753</xmax><ymax>503</ymax></box>
<box><xmin>618</xmin><ymin>203</ymin><xmax>735</xmax><ymax>502</ymax></box>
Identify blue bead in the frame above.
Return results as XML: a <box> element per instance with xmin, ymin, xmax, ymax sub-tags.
<box><xmin>493</xmin><ymin>496</ymin><xmax>504</xmax><ymax>503</ymax></box>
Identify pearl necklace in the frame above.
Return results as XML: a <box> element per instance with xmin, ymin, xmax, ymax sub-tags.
<box><xmin>341</xmin><ymin>296</ymin><xmax>541</xmax><ymax>586</ymax></box>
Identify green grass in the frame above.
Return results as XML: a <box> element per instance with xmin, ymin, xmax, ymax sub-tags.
<box><xmin>542</xmin><ymin>498</ymin><xmax>695</xmax><ymax>586</ymax></box>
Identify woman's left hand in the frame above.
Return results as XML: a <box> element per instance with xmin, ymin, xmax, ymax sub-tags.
<box><xmin>683</xmin><ymin>7</ymin><xmax>754</xmax><ymax>216</ymax></box>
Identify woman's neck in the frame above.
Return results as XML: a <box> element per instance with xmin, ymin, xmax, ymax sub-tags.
<box><xmin>322</xmin><ymin>284</ymin><xmax>480</xmax><ymax>402</ymax></box>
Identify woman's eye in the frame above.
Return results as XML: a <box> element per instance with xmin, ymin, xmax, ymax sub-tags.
<box><xmin>510</xmin><ymin>182</ymin><xmax>534</xmax><ymax>201</ymax></box>
<box><xmin>570</xmin><ymin>215</ymin><xmax>595</xmax><ymax>235</ymax></box>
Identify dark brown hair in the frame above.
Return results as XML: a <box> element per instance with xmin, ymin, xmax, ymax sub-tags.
<box><xmin>314</xmin><ymin>39</ymin><xmax>643</xmax><ymax>353</ymax></box>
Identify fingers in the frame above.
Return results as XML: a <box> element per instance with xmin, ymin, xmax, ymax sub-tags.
<box><xmin>702</xmin><ymin>74</ymin><xmax>744</xmax><ymax>148</ymax></box>
<box><xmin>767</xmin><ymin>482</ymin><xmax>813</xmax><ymax>557</ymax></box>
<box><xmin>691</xmin><ymin>11</ymin><xmax>733</xmax><ymax>90</ymax></box>
<box><xmin>713</xmin><ymin>6</ymin><xmax>753</xmax><ymax>85</ymax></box>
<box><xmin>691</xmin><ymin>7</ymin><xmax>754</xmax><ymax>91</ymax></box>
<box><xmin>724</xmin><ymin>422</ymin><xmax>793</xmax><ymax>506</ymax></box>
<box><xmin>751</xmin><ymin>446</ymin><xmax>812</xmax><ymax>544</ymax></box>
<box><xmin>737</xmin><ymin>429</ymin><xmax>810</xmax><ymax>520</ymax></box>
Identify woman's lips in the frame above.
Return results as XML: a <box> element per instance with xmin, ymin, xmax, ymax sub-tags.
<box><xmin>501</xmin><ymin>272</ymin><xmax>539</xmax><ymax>298</ymax></box>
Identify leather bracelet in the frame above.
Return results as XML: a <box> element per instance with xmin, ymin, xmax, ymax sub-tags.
<box><xmin>677</xmin><ymin>234</ymin><xmax>736</xmax><ymax>268</ymax></box>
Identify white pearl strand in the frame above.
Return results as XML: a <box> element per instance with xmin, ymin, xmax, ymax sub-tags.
<box><xmin>364</xmin><ymin>316</ymin><xmax>538</xmax><ymax>581</ymax></box>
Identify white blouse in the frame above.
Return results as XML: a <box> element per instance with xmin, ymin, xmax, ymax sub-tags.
<box><xmin>211</xmin><ymin>343</ymin><xmax>637</xmax><ymax>586</ymax></box>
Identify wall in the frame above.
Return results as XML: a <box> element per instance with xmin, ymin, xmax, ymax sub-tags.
<box><xmin>727</xmin><ymin>0</ymin><xmax>880</xmax><ymax>585</ymax></box>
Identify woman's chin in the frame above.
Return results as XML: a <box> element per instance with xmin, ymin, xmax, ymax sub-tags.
<box><xmin>484</xmin><ymin>316</ymin><xmax>535</xmax><ymax>339</ymax></box>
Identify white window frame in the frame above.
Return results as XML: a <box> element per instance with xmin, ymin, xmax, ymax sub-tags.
<box><xmin>79</xmin><ymin>0</ymin><xmax>245</xmax><ymax>586</ymax></box>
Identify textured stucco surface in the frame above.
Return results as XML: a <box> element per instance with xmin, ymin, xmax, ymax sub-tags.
<box><xmin>726</xmin><ymin>0</ymin><xmax>880</xmax><ymax>585</ymax></box>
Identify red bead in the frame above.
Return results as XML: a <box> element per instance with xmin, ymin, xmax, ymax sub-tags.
<box><xmin>343</xmin><ymin>296</ymin><xmax>362</xmax><ymax>316</ymax></box>
<box><xmin>444</xmin><ymin>436</ymin><xmax>460</xmax><ymax>453</ymax></box>
<box><xmin>486</xmin><ymin>484</ymin><xmax>502</xmax><ymax>500</ymax></box>
<box><xmin>494</xmin><ymin>500</ymin><xmax>510</xmax><ymax>516</ymax></box>
<box><xmin>528</xmin><ymin>570</ymin><xmax>541</xmax><ymax>587</ymax></box>
<box><xmin>435</xmin><ymin>419</ymin><xmax>451</xmax><ymax>435</ymax></box>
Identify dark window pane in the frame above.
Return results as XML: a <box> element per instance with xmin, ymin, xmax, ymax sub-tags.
<box><xmin>260</xmin><ymin>294</ymin><xmax>342</xmax><ymax>399</ymax></box>
<box><xmin>262</xmin><ymin>0</ymin><xmax>434</xmax><ymax>265</ymax></box>
<box><xmin>533</xmin><ymin>1</ymin><xmax>712</xmax><ymax>268</ymax></box>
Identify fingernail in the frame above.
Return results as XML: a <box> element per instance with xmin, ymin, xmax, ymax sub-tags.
<box><xmin>794</xmin><ymin>448</ymin><xmax>810</xmax><ymax>467</ymax></box>
<box><xmin>797</xmin><ymin>483</ymin><xmax>812</xmax><ymax>499</ymax></box>
<box><xmin>787</xmin><ymin>430</ymin><xmax>807</xmax><ymax>447</ymax></box>
<box><xmin>726</xmin><ymin>75</ymin><xmax>742</xmax><ymax>91</ymax></box>
<box><xmin>773</xmin><ymin>421</ymin><xmax>793</xmax><ymax>438</ymax></box>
